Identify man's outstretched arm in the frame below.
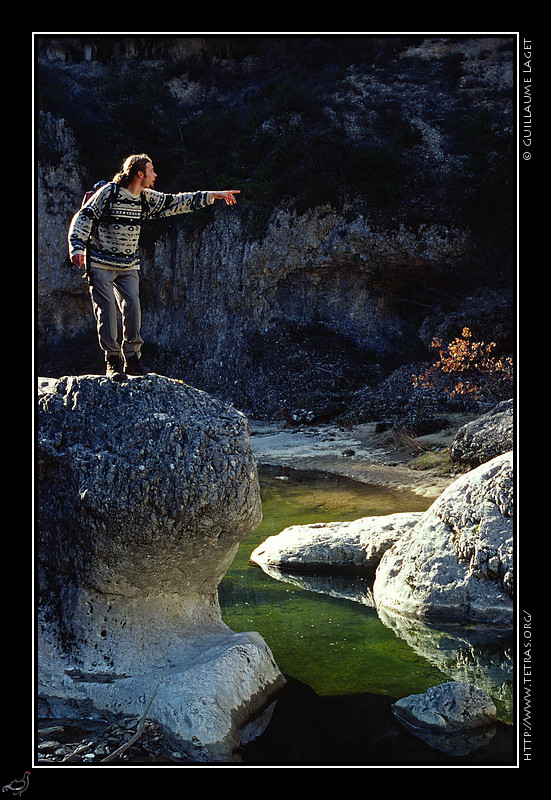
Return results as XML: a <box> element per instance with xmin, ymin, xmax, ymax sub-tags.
<box><xmin>145</xmin><ymin>189</ymin><xmax>241</xmax><ymax>217</ymax></box>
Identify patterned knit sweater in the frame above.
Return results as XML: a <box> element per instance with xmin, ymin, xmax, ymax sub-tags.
<box><xmin>68</xmin><ymin>183</ymin><xmax>214</xmax><ymax>270</ymax></box>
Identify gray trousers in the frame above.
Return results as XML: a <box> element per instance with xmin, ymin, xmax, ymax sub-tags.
<box><xmin>89</xmin><ymin>267</ymin><xmax>144</xmax><ymax>361</ymax></box>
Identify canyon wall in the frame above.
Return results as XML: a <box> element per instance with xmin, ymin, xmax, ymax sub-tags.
<box><xmin>35</xmin><ymin>35</ymin><xmax>516</xmax><ymax>419</ymax></box>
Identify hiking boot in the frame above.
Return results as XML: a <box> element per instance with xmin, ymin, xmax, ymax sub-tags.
<box><xmin>124</xmin><ymin>354</ymin><xmax>152</xmax><ymax>376</ymax></box>
<box><xmin>106</xmin><ymin>355</ymin><xmax>126</xmax><ymax>381</ymax></box>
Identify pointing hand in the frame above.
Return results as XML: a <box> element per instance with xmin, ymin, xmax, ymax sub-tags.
<box><xmin>212</xmin><ymin>190</ymin><xmax>240</xmax><ymax>205</ymax></box>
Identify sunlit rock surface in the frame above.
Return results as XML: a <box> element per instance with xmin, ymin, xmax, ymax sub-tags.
<box><xmin>373</xmin><ymin>452</ymin><xmax>513</xmax><ymax>626</ymax></box>
<box><xmin>36</xmin><ymin>373</ymin><xmax>284</xmax><ymax>762</ymax></box>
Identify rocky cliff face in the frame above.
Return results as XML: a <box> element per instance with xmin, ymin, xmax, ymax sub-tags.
<box><xmin>35</xmin><ymin>35</ymin><xmax>516</xmax><ymax>420</ymax></box>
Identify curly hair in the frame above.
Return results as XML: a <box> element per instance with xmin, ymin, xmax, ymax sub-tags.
<box><xmin>112</xmin><ymin>154</ymin><xmax>152</xmax><ymax>187</ymax></box>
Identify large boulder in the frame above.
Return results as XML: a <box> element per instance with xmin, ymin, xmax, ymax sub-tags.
<box><xmin>36</xmin><ymin>374</ymin><xmax>284</xmax><ymax>762</ymax></box>
<box><xmin>450</xmin><ymin>399</ymin><xmax>513</xmax><ymax>468</ymax></box>
<box><xmin>373</xmin><ymin>451</ymin><xmax>513</xmax><ymax>626</ymax></box>
<box><xmin>249</xmin><ymin>452</ymin><xmax>513</xmax><ymax>629</ymax></box>
<box><xmin>250</xmin><ymin>512</ymin><xmax>425</xmax><ymax>576</ymax></box>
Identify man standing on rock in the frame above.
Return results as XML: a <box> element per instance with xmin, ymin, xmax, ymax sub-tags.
<box><xmin>68</xmin><ymin>153</ymin><xmax>239</xmax><ymax>380</ymax></box>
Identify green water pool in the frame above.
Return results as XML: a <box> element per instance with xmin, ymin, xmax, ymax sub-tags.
<box><xmin>219</xmin><ymin>466</ymin><xmax>514</xmax><ymax>722</ymax></box>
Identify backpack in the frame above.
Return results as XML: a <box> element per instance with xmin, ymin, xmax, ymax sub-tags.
<box><xmin>78</xmin><ymin>181</ymin><xmax>118</xmax><ymax>284</ymax></box>
<box><xmin>81</xmin><ymin>179</ymin><xmax>108</xmax><ymax>207</ymax></box>
<box><xmin>80</xmin><ymin>180</ymin><xmax>119</xmax><ymax>222</ymax></box>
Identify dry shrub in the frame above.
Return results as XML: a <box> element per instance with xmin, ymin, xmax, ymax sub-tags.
<box><xmin>413</xmin><ymin>327</ymin><xmax>513</xmax><ymax>407</ymax></box>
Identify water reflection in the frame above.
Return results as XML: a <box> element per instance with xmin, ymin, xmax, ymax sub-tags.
<box><xmin>377</xmin><ymin>607</ymin><xmax>514</xmax><ymax>720</ymax></box>
<box><xmin>220</xmin><ymin>465</ymin><xmax>515</xmax><ymax>764</ymax></box>
<box><xmin>250</xmin><ymin>562</ymin><xmax>513</xmax><ymax>722</ymax></box>
<box><xmin>389</xmin><ymin>707</ymin><xmax>501</xmax><ymax>758</ymax></box>
<box><xmin>238</xmin><ymin>675</ymin><xmax>515</xmax><ymax>766</ymax></box>
<box><xmin>256</xmin><ymin>563</ymin><xmax>376</xmax><ymax>607</ymax></box>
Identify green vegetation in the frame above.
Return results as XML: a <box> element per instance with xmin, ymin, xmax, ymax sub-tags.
<box><xmin>35</xmin><ymin>53</ymin><xmax>423</xmax><ymax>232</ymax></box>
<box><xmin>408</xmin><ymin>447</ymin><xmax>453</xmax><ymax>474</ymax></box>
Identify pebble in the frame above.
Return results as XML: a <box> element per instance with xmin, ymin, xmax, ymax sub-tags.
<box><xmin>37</xmin><ymin>740</ymin><xmax>60</xmax><ymax>753</ymax></box>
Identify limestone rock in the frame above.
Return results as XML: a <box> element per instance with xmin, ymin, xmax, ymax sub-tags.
<box><xmin>451</xmin><ymin>399</ymin><xmax>513</xmax><ymax>468</ymax></box>
<box><xmin>250</xmin><ymin>512</ymin><xmax>424</xmax><ymax>575</ymax></box>
<box><xmin>36</xmin><ymin>373</ymin><xmax>284</xmax><ymax>762</ymax></box>
<box><xmin>373</xmin><ymin>452</ymin><xmax>513</xmax><ymax>626</ymax></box>
<box><xmin>36</xmin><ymin>37</ymin><xmax>515</xmax><ymax>421</ymax></box>
<box><xmin>392</xmin><ymin>681</ymin><xmax>497</xmax><ymax>732</ymax></box>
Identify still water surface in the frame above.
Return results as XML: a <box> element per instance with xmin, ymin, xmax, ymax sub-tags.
<box><xmin>220</xmin><ymin>467</ymin><xmax>436</xmax><ymax>698</ymax></box>
<box><xmin>218</xmin><ymin>466</ymin><xmax>516</xmax><ymax>766</ymax></box>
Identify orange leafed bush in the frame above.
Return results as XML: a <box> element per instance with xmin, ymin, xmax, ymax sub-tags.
<box><xmin>413</xmin><ymin>327</ymin><xmax>513</xmax><ymax>404</ymax></box>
